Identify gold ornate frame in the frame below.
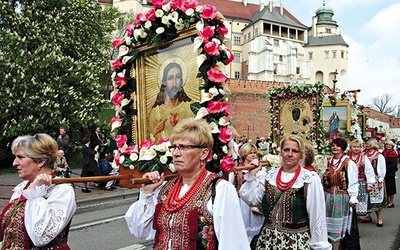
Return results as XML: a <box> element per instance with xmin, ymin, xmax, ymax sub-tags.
<box><xmin>130</xmin><ymin>29</ymin><xmax>201</xmax><ymax>143</ymax></box>
<box><xmin>322</xmin><ymin>100</ymin><xmax>351</xmax><ymax>139</ymax></box>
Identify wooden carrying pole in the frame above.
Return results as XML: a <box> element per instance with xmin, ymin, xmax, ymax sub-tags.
<box><xmin>52</xmin><ymin>160</ymin><xmax>269</xmax><ymax>187</ymax></box>
<box><xmin>52</xmin><ymin>173</ymin><xmax>179</xmax><ymax>188</ymax></box>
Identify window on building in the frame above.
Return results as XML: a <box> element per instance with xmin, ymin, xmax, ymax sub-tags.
<box><xmin>234</xmin><ymin>53</ymin><xmax>241</xmax><ymax>63</ymax></box>
<box><xmin>233</xmin><ymin>35</ymin><xmax>241</xmax><ymax>45</ymax></box>
<box><xmin>296</xmin><ymin>67</ymin><xmax>300</xmax><ymax>74</ymax></box>
<box><xmin>244</xmin><ymin>34</ymin><xmax>247</xmax><ymax>42</ymax></box>
<box><xmin>248</xmin><ymin>32</ymin><xmax>251</xmax><ymax>40</ymax></box>
<box><xmin>326</xmin><ymin>28</ymin><xmax>331</xmax><ymax>33</ymax></box>
<box><xmin>274</xmin><ymin>39</ymin><xmax>279</xmax><ymax>46</ymax></box>
<box><xmin>279</xmin><ymin>55</ymin><xmax>283</xmax><ymax>62</ymax></box>
<box><xmin>325</xmin><ymin>51</ymin><xmax>329</xmax><ymax>59</ymax></box>
<box><xmin>341</xmin><ymin>50</ymin><xmax>345</xmax><ymax>59</ymax></box>
<box><xmin>255</xmin><ymin>28</ymin><xmax>259</xmax><ymax>36</ymax></box>
<box><xmin>234</xmin><ymin>71</ymin><xmax>241</xmax><ymax>79</ymax></box>
<box><xmin>273</xmin><ymin>64</ymin><xmax>277</xmax><ymax>74</ymax></box>
<box><xmin>308</xmin><ymin>52</ymin><xmax>313</xmax><ymax>60</ymax></box>
<box><xmin>332</xmin><ymin>50</ymin><xmax>337</xmax><ymax>58</ymax></box>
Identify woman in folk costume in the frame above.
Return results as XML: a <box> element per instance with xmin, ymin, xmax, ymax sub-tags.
<box><xmin>240</xmin><ymin>134</ymin><xmax>331</xmax><ymax>250</ymax></box>
<box><xmin>322</xmin><ymin>138</ymin><xmax>359</xmax><ymax>246</ymax></box>
<box><xmin>0</xmin><ymin>134</ymin><xmax>76</xmax><ymax>249</ymax></box>
<box><xmin>361</xmin><ymin>139</ymin><xmax>386</xmax><ymax>227</ymax></box>
<box><xmin>125</xmin><ymin>118</ymin><xmax>250</xmax><ymax>249</ymax></box>
<box><xmin>382</xmin><ymin>140</ymin><xmax>398</xmax><ymax>208</ymax></box>
<box><xmin>347</xmin><ymin>139</ymin><xmax>376</xmax><ymax>217</ymax></box>
<box><xmin>228</xmin><ymin>143</ymin><xmax>265</xmax><ymax>243</ymax></box>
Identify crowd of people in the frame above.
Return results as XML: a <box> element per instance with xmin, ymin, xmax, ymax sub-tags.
<box><xmin>1</xmin><ymin>119</ymin><xmax>399</xmax><ymax>249</ymax></box>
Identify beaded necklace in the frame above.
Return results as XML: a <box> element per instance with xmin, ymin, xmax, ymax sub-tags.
<box><xmin>164</xmin><ymin>168</ymin><xmax>208</xmax><ymax>213</ymax></box>
<box><xmin>349</xmin><ymin>153</ymin><xmax>362</xmax><ymax>164</ymax></box>
<box><xmin>329</xmin><ymin>154</ymin><xmax>345</xmax><ymax>170</ymax></box>
<box><xmin>276</xmin><ymin>166</ymin><xmax>301</xmax><ymax>191</ymax></box>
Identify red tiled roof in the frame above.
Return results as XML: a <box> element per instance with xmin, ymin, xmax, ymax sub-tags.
<box><xmin>198</xmin><ymin>0</ymin><xmax>261</xmax><ymax>21</ymax></box>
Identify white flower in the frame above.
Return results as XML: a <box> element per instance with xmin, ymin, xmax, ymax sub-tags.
<box><xmin>162</xmin><ymin>3</ymin><xmax>171</xmax><ymax>12</ymax></box>
<box><xmin>222</xmin><ymin>145</ymin><xmax>228</xmax><ymax>154</ymax></box>
<box><xmin>209</xmin><ymin>87</ymin><xmax>219</xmax><ymax>96</ymax></box>
<box><xmin>156</xmin><ymin>27</ymin><xmax>165</xmax><ymax>34</ymax></box>
<box><xmin>168</xmin><ymin>11</ymin><xmax>179</xmax><ymax>23</ymax></box>
<box><xmin>139</xmin><ymin>148</ymin><xmax>157</xmax><ymax>161</ymax></box>
<box><xmin>195</xmin><ymin>107</ymin><xmax>209</xmax><ymax>120</ymax></box>
<box><xmin>122</xmin><ymin>56</ymin><xmax>133</xmax><ymax>65</ymax></box>
<box><xmin>175</xmin><ymin>22</ymin><xmax>184</xmax><ymax>30</ymax></box>
<box><xmin>144</xmin><ymin>21</ymin><xmax>152</xmax><ymax>29</ymax></box>
<box><xmin>200</xmin><ymin>91</ymin><xmax>213</xmax><ymax>103</ymax></box>
<box><xmin>121</xmin><ymin>98</ymin><xmax>131</xmax><ymax>108</ymax></box>
<box><xmin>186</xmin><ymin>8</ymin><xmax>194</xmax><ymax>16</ymax></box>
<box><xmin>196</xmin><ymin>53</ymin><xmax>207</xmax><ymax>68</ymax></box>
<box><xmin>125</xmin><ymin>37</ymin><xmax>132</xmax><ymax>45</ymax></box>
<box><xmin>155</xmin><ymin>9</ymin><xmax>164</xmax><ymax>18</ymax></box>
<box><xmin>196</xmin><ymin>20</ymin><xmax>204</xmax><ymax>32</ymax></box>
<box><xmin>133</xmin><ymin>28</ymin><xmax>141</xmax><ymax>40</ymax></box>
<box><xmin>160</xmin><ymin>155</ymin><xmax>168</xmax><ymax>164</ymax></box>
<box><xmin>169</xmin><ymin>163</ymin><xmax>176</xmax><ymax>172</ymax></box>
<box><xmin>161</xmin><ymin>16</ymin><xmax>170</xmax><ymax>25</ymax></box>
<box><xmin>210</xmin><ymin>122</ymin><xmax>220</xmax><ymax>133</ymax></box>
<box><xmin>118</xmin><ymin>45</ymin><xmax>129</xmax><ymax>57</ymax></box>
<box><xmin>129</xmin><ymin>164</ymin><xmax>135</xmax><ymax>169</ymax></box>
<box><xmin>129</xmin><ymin>153</ymin><xmax>138</xmax><ymax>161</ymax></box>
<box><xmin>111</xmin><ymin>119</ymin><xmax>122</xmax><ymax>132</ymax></box>
<box><xmin>218</xmin><ymin>116</ymin><xmax>230</xmax><ymax>126</ymax></box>
<box><xmin>139</xmin><ymin>29</ymin><xmax>148</xmax><ymax>38</ymax></box>
<box><xmin>119</xmin><ymin>155</ymin><xmax>125</xmax><ymax>164</ymax></box>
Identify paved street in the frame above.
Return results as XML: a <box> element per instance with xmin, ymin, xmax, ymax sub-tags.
<box><xmin>1</xmin><ymin>169</ymin><xmax>400</xmax><ymax>249</ymax></box>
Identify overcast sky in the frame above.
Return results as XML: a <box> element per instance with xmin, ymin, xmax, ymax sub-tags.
<box><xmin>241</xmin><ymin>0</ymin><xmax>400</xmax><ymax>108</ymax></box>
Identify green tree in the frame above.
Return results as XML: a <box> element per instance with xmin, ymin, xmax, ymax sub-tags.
<box><xmin>0</xmin><ymin>0</ymin><xmax>120</xmax><ymax>144</ymax></box>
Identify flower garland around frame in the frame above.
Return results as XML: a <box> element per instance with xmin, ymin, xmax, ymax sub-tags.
<box><xmin>108</xmin><ymin>0</ymin><xmax>236</xmax><ymax>173</ymax></box>
<box><xmin>267</xmin><ymin>82</ymin><xmax>328</xmax><ymax>153</ymax></box>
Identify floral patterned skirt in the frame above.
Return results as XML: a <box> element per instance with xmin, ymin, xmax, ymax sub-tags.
<box><xmin>253</xmin><ymin>227</ymin><xmax>310</xmax><ymax>250</ymax></box>
<box><xmin>324</xmin><ymin>192</ymin><xmax>350</xmax><ymax>243</ymax></box>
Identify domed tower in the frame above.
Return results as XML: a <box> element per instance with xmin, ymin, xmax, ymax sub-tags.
<box><xmin>304</xmin><ymin>0</ymin><xmax>348</xmax><ymax>91</ymax></box>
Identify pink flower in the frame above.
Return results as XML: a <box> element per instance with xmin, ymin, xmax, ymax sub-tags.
<box><xmin>200</xmin><ymin>4</ymin><xmax>216</xmax><ymax>19</ymax></box>
<box><xmin>126</xmin><ymin>23</ymin><xmax>135</xmax><ymax>37</ymax></box>
<box><xmin>216</xmin><ymin>23</ymin><xmax>228</xmax><ymax>36</ymax></box>
<box><xmin>152</xmin><ymin>0</ymin><xmax>167</xmax><ymax>8</ymax></box>
<box><xmin>158</xmin><ymin>137</ymin><xmax>170</xmax><ymax>144</ymax></box>
<box><xmin>223</xmin><ymin>103</ymin><xmax>230</xmax><ymax>116</ymax></box>
<box><xmin>219</xmin><ymin>127</ymin><xmax>233</xmax><ymax>143</ymax></box>
<box><xmin>220</xmin><ymin>155</ymin><xmax>235</xmax><ymax>172</ymax></box>
<box><xmin>126</xmin><ymin>145</ymin><xmax>139</xmax><ymax>154</ymax></box>
<box><xmin>110</xmin><ymin>116</ymin><xmax>122</xmax><ymax>124</ymax></box>
<box><xmin>115</xmin><ymin>134</ymin><xmax>128</xmax><ymax>148</ymax></box>
<box><xmin>111</xmin><ymin>58</ymin><xmax>124</xmax><ymax>71</ymax></box>
<box><xmin>223</xmin><ymin>47</ymin><xmax>234</xmax><ymax>65</ymax></box>
<box><xmin>111</xmin><ymin>93</ymin><xmax>124</xmax><ymax>106</ymax></box>
<box><xmin>115</xmin><ymin>74</ymin><xmax>127</xmax><ymax>87</ymax></box>
<box><xmin>145</xmin><ymin>8</ymin><xmax>156</xmax><ymax>21</ymax></box>
<box><xmin>170</xmin><ymin>0</ymin><xmax>182</xmax><ymax>9</ymax></box>
<box><xmin>207</xmin><ymin>100</ymin><xmax>224</xmax><ymax>114</ymax></box>
<box><xmin>133</xmin><ymin>13</ymin><xmax>145</xmax><ymax>27</ymax></box>
<box><xmin>182</xmin><ymin>0</ymin><xmax>198</xmax><ymax>12</ymax></box>
<box><xmin>111</xmin><ymin>38</ymin><xmax>124</xmax><ymax>48</ymax></box>
<box><xmin>139</xmin><ymin>140</ymin><xmax>154</xmax><ymax>150</ymax></box>
<box><xmin>207</xmin><ymin>67</ymin><xmax>227</xmax><ymax>83</ymax></box>
<box><xmin>204</xmin><ymin>41</ymin><xmax>220</xmax><ymax>56</ymax></box>
<box><xmin>114</xmin><ymin>152</ymin><xmax>121</xmax><ymax>166</ymax></box>
<box><xmin>197</xmin><ymin>26</ymin><xmax>214</xmax><ymax>41</ymax></box>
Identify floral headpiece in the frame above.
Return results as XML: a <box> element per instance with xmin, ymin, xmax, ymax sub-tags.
<box><xmin>109</xmin><ymin>0</ymin><xmax>236</xmax><ymax>173</ymax></box>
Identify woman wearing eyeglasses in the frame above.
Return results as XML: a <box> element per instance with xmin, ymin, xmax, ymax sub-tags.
<box><xmin>0</xmin><ymin>134</ymin><xmax>76</xmax><ymax>249</ymax></box>
<box><xmin>228</xmin><ymin>143</ymin><xmax>265</xmax><ymax>243</ymax></box>
<box><xmin>240</xmin><ymin>134</ymin><xmax>331</xmax><ymax>250</ymax></box>
<box><xmin>125</xmin><ymin>118</ymin><xmax>250</xmax><ymax>249</ymax></box>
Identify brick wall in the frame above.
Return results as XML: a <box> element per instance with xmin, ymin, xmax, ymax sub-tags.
<box><xmin>226</xmin><ymin>79</ymin><xmax>285</xmax><ymax>140</ymax></box>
